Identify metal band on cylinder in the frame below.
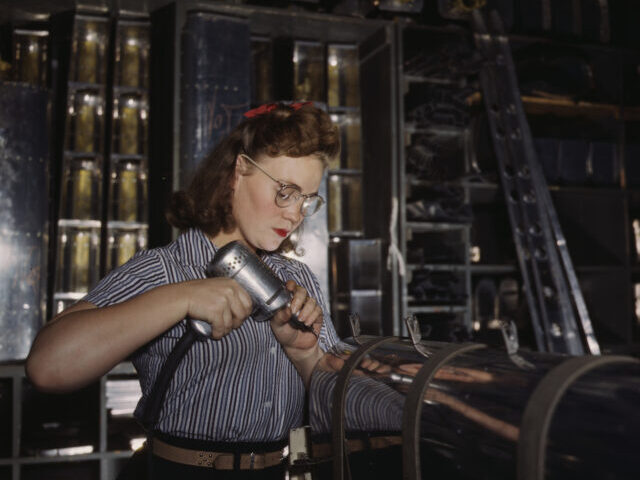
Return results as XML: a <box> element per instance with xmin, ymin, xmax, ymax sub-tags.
<box><xmin>331</xmin><ymin>337</ymin><xmax>398</xmax><ymax>480</ymax></box>
<box><xmin>401</xmin><ymin>342</ymin><xmax>487</xmax><ymax>480</ymax></box>
<box><xmin>518</xmin><ymin>355</ymin><xmax>640</xmax><ymax>480</ymax></box>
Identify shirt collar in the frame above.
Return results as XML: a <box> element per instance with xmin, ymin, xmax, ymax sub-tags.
<box><xmin>176</xmin><ymin>228</ymin><xmax>218</xmax><ymax>267</ymax></box>
<box><xmin>176</xmin><ymin>228</ymin><xmax>289</xmax><ymax>274</ymax></box>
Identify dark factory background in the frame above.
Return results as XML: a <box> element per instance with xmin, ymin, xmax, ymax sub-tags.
<box><xmin>0</xmin><ymin>0</ymin><xmax>639</xmax><ymax>478</ymax></box>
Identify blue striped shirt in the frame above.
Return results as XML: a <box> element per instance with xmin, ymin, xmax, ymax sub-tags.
<box><xmin>84</xmin><ymin>228</ymin><xmax>340</xmax><ymax>442</ymax></box>
<box><xmin>309</xmin><ymin>369</ymin><xmax>403</xmax><ymax>435</ymax></box>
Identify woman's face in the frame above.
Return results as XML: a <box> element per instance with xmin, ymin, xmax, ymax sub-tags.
<box><xmin>230</xmin><ymin>154</ymin><xmax>324</xmax><ymax>252</ymax></box>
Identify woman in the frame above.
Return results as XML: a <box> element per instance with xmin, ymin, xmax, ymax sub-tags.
<box><xmin>26</xmin><ymin>102</ymin><xmax>341</xmax><ymax>479</ymax></box>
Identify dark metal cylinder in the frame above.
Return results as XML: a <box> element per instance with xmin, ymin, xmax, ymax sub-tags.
<box><xmin>308</xmin><ymin>336</ymin><xmax>640</xmax><ymax>479</ymax></box>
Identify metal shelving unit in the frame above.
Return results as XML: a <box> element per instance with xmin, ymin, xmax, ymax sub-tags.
<box><xmin>50</xmin><ymin>12</ymin><xmax>110</xmax><ymax>315</ymax></box>
<box><xmin>0</xmin><ymin>362</ymin><xmax>141</xmax><ymax>480</ymax></box>
<box><xmin>104</xmin><ymin>16</ymin><xmax>151</xmax><ymax>279</ymax></box>
<box><xmin>393</xmin><ymin>14</ymin><xmax>640</xmax><ymax>350</ymax></box>
<box><xmin>395</xmin><ymin>20</ymin><xmax>475</xmax><ymax>339</ymax></box>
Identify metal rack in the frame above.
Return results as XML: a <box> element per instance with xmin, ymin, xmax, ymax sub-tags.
<box><xmin>105</xmin><ymin>16</ymin><xmax>150</xmax><ymax>280</ymax></box>
<box><xmin>51</xmin><ymin>11</ymin><xmax>111</xmax><ymax>315</ymax></box>
<box><xmin>392</xmin><ymin>13</ymin><xmax>640</xmax><ymax>351</ymax></box>
<box><xmin>394</xmin><ymin>21</ymin><xmax>475</xmax><ymax>339</ymax></box>
<box><xmin>50</xmin><ymin>10</ymin><xmax>150</xmax><ymax>316</ymax></box>
<box><xmin>0</xmin><ymin>362</ymin><xmax>140</xmax><ymax>480</ymax></box>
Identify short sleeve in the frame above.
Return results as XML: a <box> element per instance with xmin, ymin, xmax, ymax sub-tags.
<box><xmin>83</xmin><ymin>249</ymin><xmax>168</xmax><ymax>308</ymax></box>
<box><xmin>297</xmin><ymin>261</ymin><xmax>340</xmax><ymax>351</ymax></box>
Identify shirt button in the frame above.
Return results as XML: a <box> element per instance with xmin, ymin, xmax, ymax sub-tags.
<box><xmin>264</xmin><ymin>401</ymin><xmax>272</xmax><ymax>409</ymax></box>
<box><xmin>270</xmin><ymin>346</ymin><xmax>277</xmax><ymax>354</ymax></box>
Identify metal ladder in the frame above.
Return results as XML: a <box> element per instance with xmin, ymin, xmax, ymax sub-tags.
<box><xmin>471</xmin><ymin>10</ymin><xmax>600</xmax><ymax>355</ymax></box>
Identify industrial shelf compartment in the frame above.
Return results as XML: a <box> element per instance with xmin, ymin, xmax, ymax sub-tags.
<box><xmin>0</xmin><ymin>363</ymin><xmax>142</xmax><ymax>480</ymax></box>
<box><xmin>396</xmin><ymin>21</ymin><xmax>475</xmax><ymax>340</ymax></box>
<box><xmin>394</xmin><ymin>15</ymin><xmax>640</xmax><ymax>351</ymax></box>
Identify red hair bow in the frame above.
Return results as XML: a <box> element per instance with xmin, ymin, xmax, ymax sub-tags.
<box><xmin>243</xmin><ymin>101</ymin><xmax>312</xmax><ymax>118</ymax></box>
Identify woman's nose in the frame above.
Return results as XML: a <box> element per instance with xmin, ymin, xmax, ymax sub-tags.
<box><xmin>282</xmin><ymin>200</ymin><xmax>303</xmax><ymax>224</ymax></box>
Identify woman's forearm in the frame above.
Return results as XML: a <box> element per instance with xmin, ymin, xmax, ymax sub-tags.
<box><xmin>26</xmin><ymin>283</ymin><xmax>189</xmax><ymax>393</ymax></box>
<box><xmin>284</xmin><ymin>344</ymin><xmax>325</xmax><ymax>389</ymax></box>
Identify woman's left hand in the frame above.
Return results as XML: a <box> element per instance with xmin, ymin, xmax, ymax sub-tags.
<box><xmin>270</xmin><ymin>280</ymin><xmax>323</xmax><ymax>352</ymax></box>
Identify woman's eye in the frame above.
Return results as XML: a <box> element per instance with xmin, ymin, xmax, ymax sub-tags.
<box><xmin>279</xmin><ymin>187</ymin><xmax>301</xmax><ymax>201</ymax></box>
<box><xmin>278</xmin><ymin>190</ymin><xmax>292</xmax><ymax>201</ymax></box>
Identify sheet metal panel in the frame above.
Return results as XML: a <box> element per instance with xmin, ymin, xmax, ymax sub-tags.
<box><xmin>0</xmin><ymin>82</ymin><xmax>49</xmax><ymax>361</ymax></box>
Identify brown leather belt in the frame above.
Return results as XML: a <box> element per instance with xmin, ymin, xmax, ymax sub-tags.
<box><xmin>311</xmin><ymin>435</ymin><xmax>402</xmax><ymax>458</ymax></box>
<box><xmin>151</xmin><ymin>437</ymin><xmax>286</xmax><ymax>470</ymax></box>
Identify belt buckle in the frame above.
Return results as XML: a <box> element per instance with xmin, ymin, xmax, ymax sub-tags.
<box><xmin>249</xmin><ymin>452</ymin><xmax>255</xmax><ymax>470</ymax></box>
<box><xmin>197</xmin><ymin>451</ymin><xmax>216</xmax><ymax>468</ymax></box>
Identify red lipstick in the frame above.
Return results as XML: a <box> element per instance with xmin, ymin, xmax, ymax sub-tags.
<box><xmin>274</xmin><ymin>228</ymin><xmax>288</xmax><ymax>238</ymax></box>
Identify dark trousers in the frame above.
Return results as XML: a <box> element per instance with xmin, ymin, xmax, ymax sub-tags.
<box><xmin>148</xmin><ymin>454</ymin><xmax>285</xmax><ymax>479</ymax></box>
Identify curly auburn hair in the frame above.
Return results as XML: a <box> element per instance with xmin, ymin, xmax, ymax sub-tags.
<box><xmin>165</xmin><ymin>103</ymin><xmax>341</xmax><ymax>252</ymax></box>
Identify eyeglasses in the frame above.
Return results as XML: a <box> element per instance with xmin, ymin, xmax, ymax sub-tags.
<box><xmin>239</xmin><ymin>154</ymin><xmax>325</xmax><ymax>217</ymax></box>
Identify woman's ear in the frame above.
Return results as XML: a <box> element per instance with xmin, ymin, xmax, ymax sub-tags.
<box><xmin>233</xmin><ymin>154</ymin><xmax>249</xmax><ymax>188</ymax></box>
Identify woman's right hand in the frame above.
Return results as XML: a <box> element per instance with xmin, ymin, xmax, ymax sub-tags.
<box><xmin>183</xmin><ymin>278</ymin><xmax>254</xmax><ymax>339</ymax></box>
<box><xmin>26</xmin><ymin>278</ymin><xmax>253</xmax><ymax>392</ymax></box>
